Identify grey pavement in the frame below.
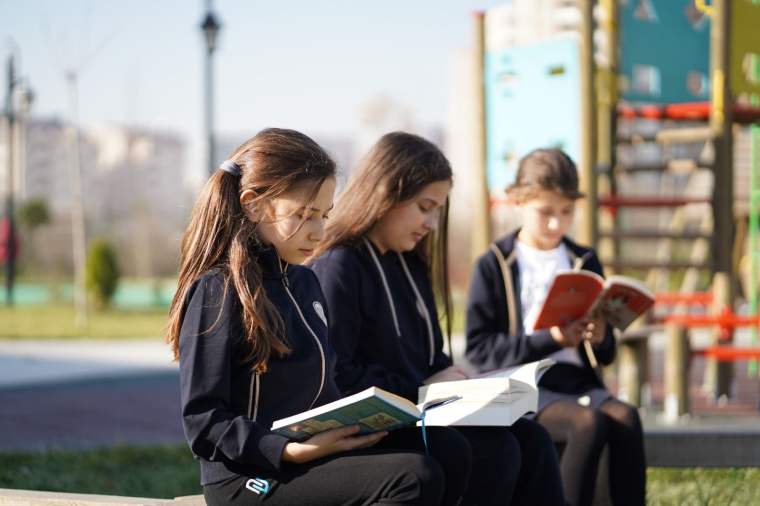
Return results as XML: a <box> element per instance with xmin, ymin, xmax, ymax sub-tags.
<box><xmin>1</xmin><ymin>333</ymin><xmax>759</xmax><ymax>453</ymax></box>
<box><xmin>0</xmin><ymin>339</ymin><xmax>184</xmax><ymax>451</ymax></box>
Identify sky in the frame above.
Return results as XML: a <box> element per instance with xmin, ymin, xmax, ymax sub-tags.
<box><xmin>1</xmin><ymin>0</ymin><xmax>507</xmax><ymax>154</ymax></box>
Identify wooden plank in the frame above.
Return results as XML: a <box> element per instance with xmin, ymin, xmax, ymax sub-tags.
<box><xmin>598</xmin><ymin>231</ymin><xmax>711</xmax><ymax>240</ymax></box>
<box><xmin>597</xmin><ymin>196</ymin><xmax>712</xmax><ymax>207</ymax></box>
<box><xmin>603</xmin><ymin>261</ymin><xmax>713</xmax><ymax>271</ymax></box>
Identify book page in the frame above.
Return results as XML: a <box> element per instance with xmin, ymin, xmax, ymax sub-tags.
<box><xmin>592</xmin><ymin>277</ymin><xmax>655</xmax><ymax>331</ymax></box>
<box><xmin>418</xmin><ymin>377</ymin><xmax>537</xmax><ymax>427</ymax></box>
<box><xmin>474</xmin><ymin>359</ymin><xmax>555</xmax><ymax>388</ymax></box>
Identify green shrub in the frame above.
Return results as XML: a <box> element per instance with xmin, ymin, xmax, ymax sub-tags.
<box><xmin>87</xmin><ymin>239</ymin><xmax>120</xmax><ymax>308</ymax></box>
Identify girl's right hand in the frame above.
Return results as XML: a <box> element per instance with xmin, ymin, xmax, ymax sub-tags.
<box><xmin>550</xmin><ymin>318</ymin><xmax>589</xmax><ymax>348</ymax></box>
<box><xmin>281</xmin><ymin>425</ymin><xmax>388</xmax><ymax>464</ymax></box>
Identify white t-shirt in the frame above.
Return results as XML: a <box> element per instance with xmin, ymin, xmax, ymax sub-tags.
<box><xmin>515</xmin><ymin>240</ymin><xmax>571</xmax><ymax>334</ymax></box>
<box><xmin>515</xmin><ymin>239</ymin><xmax>582</xmax><ymax>366</ymax></box>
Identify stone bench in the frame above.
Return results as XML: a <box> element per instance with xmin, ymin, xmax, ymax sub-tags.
<box><xmin>4</xmin><ymin>431</ymin><xmax>760</xmax><ymax>506</ymax></box>
<box><xmin>0</xmin><ymin>489</ymin><xmax>205</xmax><ymax>506</ymax></box>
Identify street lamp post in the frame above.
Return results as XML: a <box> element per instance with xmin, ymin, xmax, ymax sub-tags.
<box><xmin>201</xmin><ymin>6</ymin><xmax>220</xmax><ymax>179</ymax></box>
<box><xmin>3</xmin><ymin>55</ymin><xmax>16</xmax><ymax>306</ymax></box>
<box><xmin>3</xmin><ymin>52</ymin><xmax>33</xmax><ymax>306</ymax></box>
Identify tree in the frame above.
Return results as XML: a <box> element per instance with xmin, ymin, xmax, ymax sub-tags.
<box><xmin>17</xmin><ymin>198</ymin><xmax>50</xmax><ymax>274</ymax></box>
<box><xmin>86</xmin><ymin>239</ymin><xmax>120</xmax><ymax>309</ymax></box>
<box><xmin>18</xmin><ymin>199</ymin><xmax>50</xmax><ymax>230</ymax></box>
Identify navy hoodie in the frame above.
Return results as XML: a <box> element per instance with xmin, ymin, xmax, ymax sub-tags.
<box><xmin>178</xmin><ymin>245</ymin><xmax>341</xmax><ymax>486</ymax></box>
<box><xmin>465</xmin><ymin>229</ymin><xmax>616</xmax><ymax>394</ymax></box>
<box><xmin>311</xmin><ymin>239</ymin><xmax>450</xmax><ymax>402</ymax></box>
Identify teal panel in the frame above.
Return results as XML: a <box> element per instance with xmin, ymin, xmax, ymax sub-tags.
<box><xmin>485</xmin><ymin>39</ymin><xmax>582</xmax><ymax>190</ymax></box>
<box><xmin>0</xmin><ymin>280</ymin><xmax>176</xmax><ymax>307</ymax></box>
<box><xmin>620</xmin><ymin>0</ymin><xmax>710</xmax><ymax>104</ymax></box>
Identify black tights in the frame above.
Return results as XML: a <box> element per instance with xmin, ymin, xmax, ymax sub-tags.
<box><xmin>536</xmin><ymin>398</ymin><xmax>646</xmax><ymax>506</ymax></box>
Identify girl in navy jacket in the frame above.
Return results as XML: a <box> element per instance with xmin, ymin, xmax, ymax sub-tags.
<box><xmin>466</xmin><ymin>148</ymin><xmax>646</xmax><ymax>506</ymax></box>
<box><xmin>166</xmin><ymin>129</ymin><xmax>471</xmax><ymax>506</ymax></box>
<box><xmin>311</xmin><ymin>132</ymin><xmax>565</xmax><ymax>506</ymax></box>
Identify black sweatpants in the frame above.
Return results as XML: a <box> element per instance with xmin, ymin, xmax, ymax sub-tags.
<box><xmin>457</xmin><ymin>419</ymin><xmax>565</xmax><ymax>506</ymax></box>
<box><xmin>203</xmin><ymin>426</ymin><xmax>471</xmax><ymax>506</ymax></box>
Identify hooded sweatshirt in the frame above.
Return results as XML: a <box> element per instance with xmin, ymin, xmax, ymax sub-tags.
<box><xmin>310</xmin><ymin>238</ymin><xmax>450</xmax><ymax>402</ymax></box>
<box><xmin>179</xmin><ymin>245</ymin><xmax>341</xmax><ymax>485</ymax></box>
<box><xmin>465</xmin><ymin>229</ymin><xmax>616</xmax><ymax>394</ymax></box>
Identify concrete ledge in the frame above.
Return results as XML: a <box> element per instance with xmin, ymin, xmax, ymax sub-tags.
<box><xmin>0</xmin><ymin>489</ymin><xmax>206</xmax><ymax>506</ymax></box>
<box><xmin>645</xmin><ymin>431</ymin><xmax>760</xmax><ymax>467</ymax></box>
<box><xmin>0</xmin><ymin>489</ymin><xmax>164</xmax><ymax>506</ymax></box>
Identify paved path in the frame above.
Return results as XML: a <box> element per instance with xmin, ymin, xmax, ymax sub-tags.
<box><xmin>1</xmin><ymin>334</ymin><xmax>758</xmax><ymax>452</ymax></box>
<box><xmin>0</xmin><ymin>339</ymin><xmax>184</xmax><ymax>451</ymax></box>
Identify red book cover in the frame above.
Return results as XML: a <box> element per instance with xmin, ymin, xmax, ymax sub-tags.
<box><xmin>532</xmin><ymin>271</ymin><xmax>605</xmax><ymax>331</ymax></box>
<box><xmin>533</xmin><ymin>272</ymin><xmax>655</xmax><ymax>332</ymax></box>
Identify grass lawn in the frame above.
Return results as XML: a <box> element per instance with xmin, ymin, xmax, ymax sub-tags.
<box><xmin>0</xmin><ymin>445</ymin><xmax>201</xmax><ymax>499</ymax></box>
<box><xmin>0</xmin><ymin>305</ymin><xmax>169</xmax><ymax>339</ymax></box>
<box><xmin>1</xmin><ymin>445</ymin><xmax>759</xmax><ymax>504</ymax></box>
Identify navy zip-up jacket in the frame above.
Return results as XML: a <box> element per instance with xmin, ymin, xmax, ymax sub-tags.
<box><xmin>311</xmin><ymin>240</ymin><xmax>450</xmax><ymax>402</ymax></box>
<box><xmin>465</xmin><ymin>230</ymin><xmax>616</xmax><ymax>393</ymax></box>
<box><xmin>178</xmin><ymin>245</ymin><xmax>342</xmax><ymax>486</ymax></box>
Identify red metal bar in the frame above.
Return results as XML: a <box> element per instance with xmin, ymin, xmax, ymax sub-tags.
<box><xmin>692</xmin><ymin>347</ymin><xmax>760</xmax><ymax>361</ymax></box>
<box><xmin>655</xmin><ymin>292</ymin><xmax>713</xmax><ymax>305</ymax></box>
<box><xmin>618</xmin><ymin>102</ymin><xmax>760</xmax><ymax>122</ymax></box>
<box><xmin>664</xmin><ymin>314</ymin><xmax>759</xmax><ymax>327</ymax></box>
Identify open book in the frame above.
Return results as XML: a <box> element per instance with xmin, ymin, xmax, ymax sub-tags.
<box><xmin>417</xmin><ymin>360</ymin><xmax>554</xmax><ymax>427</ymax></box>
<box><xmin>271</xmin><ymin>387</ymin><xmax>460</xmax><ymax>441</ymax></box>
<box><xmin>532</xmin><ymin>271</ymin><xmax>655</xmax><ymax>332</ymax></box>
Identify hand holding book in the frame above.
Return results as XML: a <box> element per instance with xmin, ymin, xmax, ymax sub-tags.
<box><xmin>583</xmin><ymin>309</ymin><xmax>607</xmax><ymax>344</ymax></box>
<box><xmin>281</xmin><ymin>424</ymin><xmax>388</xmax><ymax>464</ymax></box>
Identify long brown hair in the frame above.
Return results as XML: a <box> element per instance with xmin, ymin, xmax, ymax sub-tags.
<box><xmin>166</xmin><ymin>128</ymin><xmax>336</xmax><ymax>372</ymax></box>
<box><xmin>314</xmin><ymin>132</ymin><xmax>454</xmax><ymax>341</ymax></box>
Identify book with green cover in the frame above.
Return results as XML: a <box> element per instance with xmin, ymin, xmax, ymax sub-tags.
<box><xmin>271</xmin><ymin>387</ymin><xmax>459</xmax><ymax>441</ymax></box>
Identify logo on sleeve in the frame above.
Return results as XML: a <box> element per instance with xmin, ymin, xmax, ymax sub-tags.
<box><xmin>246</xmin><ymin>478</ymin><xmax>270</xmax><ymax>495</ymax></box>
<box><xmin>313</xmin><ymin>301</ymin><xmax>327</xmax><ymax>326</ymax></box>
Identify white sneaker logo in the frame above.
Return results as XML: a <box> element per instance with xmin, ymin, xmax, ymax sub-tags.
<box><xmin>246</xmin><ymin>478</ymin><xmax>270</xmax><ymax>495</ymax></box>
<box><xmin>313</xmin><ymin>301</ymin><xmax>327</xmax><ymax>326</ymax></box>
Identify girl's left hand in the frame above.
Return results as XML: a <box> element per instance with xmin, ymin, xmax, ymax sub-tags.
<box><xmin>584</xmin><ymin>310</ymin><xmax>607</xmax><ymax>345</ymax></box>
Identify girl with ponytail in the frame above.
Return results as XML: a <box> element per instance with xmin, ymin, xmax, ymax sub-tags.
<box><xmin>166</xmin><ymin>128</ymin><xmax>470</xmax><ymax>506</ymax></box>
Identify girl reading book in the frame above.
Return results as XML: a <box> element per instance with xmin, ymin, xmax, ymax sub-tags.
<box><xmin>310</xmin><ymin>132</ymin><xmax>565</xmax><ymax>506</ymax></box>
<box><xmin>166</xmin><ymin>129</ymin><xmax>471</xmax><ymax>506</ymax></box>
<box><xmin>465</xmin><ymin>148</ymin><xmax>646</xmax><ymax>506</ymax></box>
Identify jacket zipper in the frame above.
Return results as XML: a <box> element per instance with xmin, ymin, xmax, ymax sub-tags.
<box><xmin>363</xmin><ymin>237</ymin><xmax>402</xmax><ymax>337</ymax></box>
<box><xmin>397</xmin><ymin>253</ymin><xmax>435</xmax><ymax>366</ymax></box>
<box><xmin>248</xmin><ymin>372</ymin><xmax>260</xmax><ymax>421</ymax></box>
<box><xmin>279</xmin><ymin>258</ymin><xmax>326</xmax><ymax>410</ymax></box>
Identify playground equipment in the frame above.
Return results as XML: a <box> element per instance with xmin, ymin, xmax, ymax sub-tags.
<box><xmin>471</xmin><ymin>0</ymin><xmax>760</xmax><ymax>418</ymax></box>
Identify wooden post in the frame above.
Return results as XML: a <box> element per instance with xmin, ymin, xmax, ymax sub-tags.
<box><xmin>664</xmin><ymin>322</ymin><xmax>690</xmax><ymax>422</ymax></box>
<box><xmin>577</xmin><ymin>0</ymin><xmax>597</xmax><ymax>247</ymax></box>
<box><xmin>596</xmin><ymin>0</ymin><xmax>618</xmax><ymax>264</ymax></box>
<box><xmin>471</xmin><ymin>11</ymin><xmax>491</xmax><ymax>260</ymax></box>
<box><xmin>712</xmin><ymin>272</ymin><xmax>734</xmax><ymax>398</ymax></box>
<box><xmin>709</xmin><ymin>0</ymin><xmax>735</xmax><ymax>399</ymax></box>
<box><xmin>618</xmin><ymin>340</ymin><xmax>646</xmax><ymax>407</ymax></box>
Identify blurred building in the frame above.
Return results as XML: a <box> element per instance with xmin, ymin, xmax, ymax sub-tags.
<box><xmin>485</xmin><ymin>0</ymin><xmax>582</xmax><ymax>50</ymax></box>
<box><xmin>11</xmin><ymin>118</ymin><xmax>191</xmax><ymax>277</ymax></box>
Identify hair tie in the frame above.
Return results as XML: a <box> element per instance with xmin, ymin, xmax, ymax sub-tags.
<box><xmin>219</xmin><ymin>160</ymin><xmax>242</xmax><ymax>177</ymax></box>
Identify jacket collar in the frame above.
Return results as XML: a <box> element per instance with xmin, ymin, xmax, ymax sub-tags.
<box><xmin>257</xmin><ymin>244</ymin><xmax>289</xmax><ymax>279</ymax></box>
<box><xmin>493</xmin><ymin>228</ymin><xmax>593</xmax><ymax>269</ymax></box>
